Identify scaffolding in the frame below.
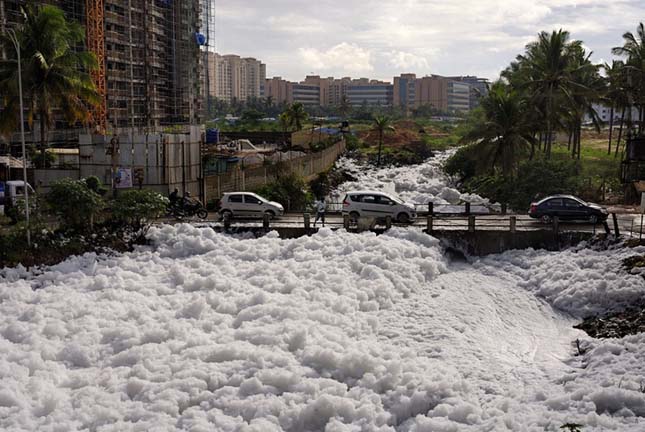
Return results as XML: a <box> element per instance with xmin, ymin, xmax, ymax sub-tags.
<box><xmin>0</xmin><ymin>0</ymin><xmax>204</xmax><ymax>137</ymax></box>
<box><xmin>85</xmin><ymin>0</ymin><xmax>107</xmax><ymax>132</ymax></box>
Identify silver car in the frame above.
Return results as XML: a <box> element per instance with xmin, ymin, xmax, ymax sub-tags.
<box><xmin>342</xmin><ymin>190</ymin><xmax>417</xmax><ymax>223</ymax></box>
<box><xmin>218</xmin><ymin>192</ymin><xmax>284</xmax><ymax>219</ymax></box>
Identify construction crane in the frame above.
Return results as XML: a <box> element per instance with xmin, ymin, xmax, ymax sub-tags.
<box><xmin>85</xmin><ymin>0</ymin><xmax>107</xmax><ymax>133</ymax></box>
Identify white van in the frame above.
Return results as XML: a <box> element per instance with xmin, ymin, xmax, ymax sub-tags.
<box><xmin>0</xmin><ymin>180</ymin><xmax>35</xmax><ymax>215</ymax></box>
<box><xmin>342</xmin><ymin>190</ymin><xmax>417</xmax><ymax>223</ymax></box>
<box><xmin>218</xmin><ymin>192</ymin><xmax>284</xmax><ymax>219</ymax></box>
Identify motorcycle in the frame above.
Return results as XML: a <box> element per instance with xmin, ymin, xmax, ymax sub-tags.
<box><xmin>167</xmin><ymin>199</ymin><xmax>208</xmax><ymax>220</ymax></box>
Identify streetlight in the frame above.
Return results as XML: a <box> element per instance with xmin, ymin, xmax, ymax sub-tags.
<box><xmin>6</xmin><ymin>28</ymin><xmax>30</xmax><ymax>246</ymax></box>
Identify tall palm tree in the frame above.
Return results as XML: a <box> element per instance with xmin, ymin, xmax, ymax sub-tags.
<box><xmin>285</xmin><ymin>102</ymin><xmax>308</xmax><ymax>131</ymax></box>
<box><xmin>461</xmin><ymin>83</ymin><xmax>536</xmax><ymax>177</ymax></box>
<box><xmin>516</xmin><ymin>30</ymin><xmax>585</xmax><ymax>158</ymax></box>
<box><xmin>338</xmin><ymin>95</ymin><xmax>351</xmax><ymax>119</ymax></box>
<box><xmin>0</xmin><ymin>4</ymin><xmax>99</xmax><ymax>167</ymax></box>
<box><xmin>603</xmin><ymin>61</ymin><xmax>628</xmax><ymax>154</ymax></box>
<box><xmin>372</xmin><ymin>115</ymin><xmax>394</xmax><ymax>167</ymax></box>
<box><xmin>612</xmin><ymin>23</ymin><xmax>645</xmax><ymax>135</ymax></box>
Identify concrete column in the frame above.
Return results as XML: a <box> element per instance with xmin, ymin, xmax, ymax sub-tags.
<box><xmin>468</xmin><ymin>215</ymin><xmax>476</xmax><ymax>232</ymax></box>
<box><xmin>465</xmin><ymin>202</ymin><xmax>471</xmax><ymax>215</ymax></box>
<box><xmin>385</xmin><ymin>216</ymin><xmax>392</xmax><ymax>230</ymax></box>
<box><xmin>343</xmin><ymin>214</ymin><xmax>350</xmax><ymax>229</ymax></box>
<box><xmin>263</xmin><ymin>213</ymin><xmax>270</xmax><ymax>231</ymax></box>
<box><xmin>510</xmin><ymin>216</ymin><xmax>517</xmax><ymax>233</ymax></box>
<box><xmin>426</xmin><ymin>215</ymin><xmax>433</xmax><ymax>233</ymax></box>
<box><xmin>304</xmin><ymin>212</ymin><xmax>311</xmax><ymax>230</ymax></box>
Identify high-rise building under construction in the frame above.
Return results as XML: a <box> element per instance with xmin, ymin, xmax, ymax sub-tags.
<box><xmin>0</xmin><ymin>0</ymin><xmax>208</xmax><ymax>132</ymax></box>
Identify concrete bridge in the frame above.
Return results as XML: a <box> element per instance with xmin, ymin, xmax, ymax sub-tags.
<box><xmin>173</xmin><ymin>211</ymin><xmax>643</xmax><ymax>256</ymax></box>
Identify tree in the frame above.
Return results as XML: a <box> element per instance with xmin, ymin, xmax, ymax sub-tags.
<box><xmin>514</xmin><ymin>30</ymin><xmax>586</xmax><ymax>157</ymax></box>
<box><xmin>111</xmin><ymin>189</ymin><xmax>168</xmax><ymax>236</ymax></box>
<box><xmin>612</xmin><ymin>22</ymin><xmax>645</xmax><ymax>135</ymax></box>
<box><xmin>0</xmin><ymin>4</ymin><xmax>99</xmax><ymax>167</ymax></box>
<box><xmin>338</xmin><ymin>95</ymin><xmax>351</xmax><ymax>119</ymax></box>
<box><xmin>460</xmin><ymin>83</ymin><xmax>536</xmax><ymax>177</ymax></box>
<box><xmin>46</xmin><ymin>178</ymin><xmax>104</xmax><ymax>231</ymax></box>
<box><xmin>372</xmin><ymin>115</ymin><xmax>395</xmax><ymax>167</ymax></box>
<box><xmin>603</xmin><ymin>61</ymin><xmax>628</xmax><ymax>154</ymax></box>
<box><xmin>284</xmin><ymin>102</ymin><xmax>308</xmax><ymax>131</ymax></box>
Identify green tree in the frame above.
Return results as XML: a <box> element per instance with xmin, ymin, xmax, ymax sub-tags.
<box><xmin>284</xmin><ymin>102</ymin><xmax>308</xmax><ymax>131</ymax></box>
<box><xmin>514</xmin><ymin>30</ymin><xmax>586</xmax><ymax>157</ymax></box>
<box><xmin>461</xmin><ymin>83</ymin><xmax>536</xmax><ymax>177</ymax></box>
<box><xmin>372</xmin><ymin>115</ymin><xmax>395</xmax><ymax>166</ymax></box>
<box><xmin>612</xmin><ymin>22</ymin><xmax>645</xmax><ymax>135</ymax></box>
<box><xmin>603</xmin><ymin>61</ymin><xmax>628</xmax><ymax>154</ymax></box>
<box><xmin>111</xmin><ymin>189</ymin><xmax>168</xmax><ymax>235</ymax></box>
<box><xmin>0</xmin><ymin>4</ymin><xmax>100</xmax><ymax>167</ymax></box>
<box><xmin>46</xmin><ymin>178</ymin><xmax>104</xmax><ymax>231</ymax></box>
<box><xmin>338</xmin><ymin>95</ymin><xmax>351</xmax><ymax>119</ymax></box>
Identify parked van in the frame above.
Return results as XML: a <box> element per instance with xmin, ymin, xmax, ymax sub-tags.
<box><xmin>342</xmin><ymin>190</ymin><xmax>416</xmax><ymax>223</ymax></box>
<box><xmin>0</xmin><ymin>180</ymin><xmax>35</xmax><ymax>217</ymax></box>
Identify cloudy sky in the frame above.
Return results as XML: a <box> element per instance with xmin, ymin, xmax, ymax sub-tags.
<box><xmin>215</xmin><ymin>0</ymin><xmax>644</xmax><ymax>82</ymax></box>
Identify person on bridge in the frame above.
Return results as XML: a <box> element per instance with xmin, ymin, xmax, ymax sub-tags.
<box><xmin>314</xmin><ymin>198</ymin><xmax>326</xmax><ymax>227</ymax></box>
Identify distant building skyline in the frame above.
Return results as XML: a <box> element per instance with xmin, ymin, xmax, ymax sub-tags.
<box><xmin>215</xmin><ymin>0</ymin><xmax>643</xmax><ymax>83</ymax></box>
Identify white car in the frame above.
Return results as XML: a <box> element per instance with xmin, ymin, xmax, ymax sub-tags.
<box><xmin>342</xmin><ymin>190</ymin><xmax>417</xmax><ymax>223</ymax></box>
<box><xmin>218</xmin><ymin>192</ymin><xmax>284</xmax><ymax>219</ymax></box>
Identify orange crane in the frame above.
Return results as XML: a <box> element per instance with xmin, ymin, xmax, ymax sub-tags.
<box><xmin>85</xmin><ymin>0</ymin><xmax>107</xmax><ymax>133</ymax></box>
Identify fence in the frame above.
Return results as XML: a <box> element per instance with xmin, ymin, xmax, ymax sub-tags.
<box><xmin>204</xmin><ymin>139</ymin><xmax>346</xmax><ymax>202</ymax></box>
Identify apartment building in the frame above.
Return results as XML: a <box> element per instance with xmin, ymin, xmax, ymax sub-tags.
<box><xmin>346</xmin><ymin>80</ymin><xmax>393</xmax><ymax>107</ymax></box>
<box><xmin>446</xmin><ymin>76</ymin><xmax>489</xmax><ymax>109</ymax></box>
<box><xmin>393</xmin><ymin>73</ymin><xmax>474</xmax><ymax>113</ymax></box>
<box><xmin>1</xmin><ymin>0</ymin><xmax>204</xmax><ymax>132</ymax></box>
<box><xmin>211</xmin><ymin>53</ymin><xmax>266</xmax><ymax>103</ymax></box>
<box><xmin>264</xmin><ymin>77</ymin><xmax>291</xmax><ymax>104</ymax></box>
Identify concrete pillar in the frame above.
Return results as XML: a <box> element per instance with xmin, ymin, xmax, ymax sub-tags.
<box><xmin>263</xmin><ymin>212</ymin><xmax>270</xmax><ymax>231</ymax></box>
<box><xmin>465</xmin><ymin>202</ymin><xmax>471</xmax><ymax>215</ymax></box>
<box><xmin>428</xmin><ymin>202</ymin><xmax>434</xmax><ymax>216</ymax></box>
<box><xmin>426</xmin><ymin>215</ymin><xmax>433</xmax><ymax>233</ymax></box>
<box><xmin>343</xmin><ymin>214</ymin><xmax>350</xmax><ymax>229</ymax></box>
<box><xmin>385</xmin><ymin>216</ymin><xmax>392</xmax><ymax>230</ymax></box>
<box><xmin>223</xmin><ymin>212</ymin><xmax>231</xmax><ymax>230</ymax></box>
<box><xmin>468</xmin><ymin>215</ymin><xmax>476</xmax><ymax>232</ymax></box>
<box><xmin>510</xmin><ymin>216</ymin><xmax>516</xmax><ymax>233</ymax></box>
<box><xmin>304</xmin><ymin>212</ymin><xmax>311</xmax><ymax>230</ymax></box>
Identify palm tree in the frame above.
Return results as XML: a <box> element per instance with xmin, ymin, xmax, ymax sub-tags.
<box><xmin>338</xmin><ymin>95</ymin><xmax>351</xmax><ymax>119</ymax></box>
<box><xmin>461</xmin><ymin>83</ymin><xmax>536</xmax><ymax>177</ymax></box>
<box><xmin>516</xmin><ymin>30</ymin><xmax>586</xmax><ymax>158</ymax></box>
<box><xmin>0</xmin><ymin>4</ymin><xmax>99</xmax><ymax>167</ymax></box>
<box><xmin>602</xmin><ymin>61</ymin><xmax>628</xmax><ymax>154</ymax></box>
<box><xmin>285</xmin><ymin>102</ymin><xmax>308</xmax><ymax>131</ymax></box>
<box><xmin>372</xmin><ymin>115</ymin><xmax>394</xmax><ymax>167</ymax></box>
<box><xmin>612</xmin><ymin>23</ymin><xmax>645</xmax><ymax>135</ymax></box>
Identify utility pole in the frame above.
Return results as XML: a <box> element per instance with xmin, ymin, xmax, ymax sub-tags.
<box><xmin>7</xmin><ymin>29</ymin><xmax>30</xmax><ymax>247</ymax></box>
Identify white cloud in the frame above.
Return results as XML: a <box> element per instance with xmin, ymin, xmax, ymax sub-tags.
<box><xmin>216</xmin><ymin>0</ymin><xmax>645</xmax><ymax>81</ymax></box>
<box><xmin>386</xmin><ymin>50</ymin><xmax>432</xmax><ymax>71</ymax></box>
<box><xmin>298</xmin><ymin>43</ymin><xmax>374</xmax><ymax>75</ymax></box>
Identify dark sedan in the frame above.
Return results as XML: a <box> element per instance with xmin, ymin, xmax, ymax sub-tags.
<box><xmin>529</xmin><ymin>195</ymin><xmax>608</xmax><ymax>224</ymax></box>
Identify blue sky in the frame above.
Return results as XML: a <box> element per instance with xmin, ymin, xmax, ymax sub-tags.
<box><xmin>215</xmin><ymin>0</ymin><xmax>644</xmax><ymax>82</ymax></box>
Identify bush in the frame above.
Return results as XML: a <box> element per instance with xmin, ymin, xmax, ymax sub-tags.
<box><xmin>46</xmin><ymin>178</ymin><xmax>104</xmax><ymax>230</ymax></box>
<box><xmin>255</xmin><ymin>172</ymin><xmax>311</xmax><ymax>211</ymax></box>
<box><xmin>444</xmin><ymin>144</ymin><xmax>478</xmax><ymax>180</ymax></box>
<box><xmin>111</xmin><ymin>189</ymin><xmax>168</xmax><ymax>231</ymax></box>
<box><xmin>84</xmin><ymin>176</ymin><xmax>108</xmax><ymax>195</ymax></box>
<box><xmin>463</xmin><ymin>158</ymin><xmax>580</xmax><ymax>210</ymax></box>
